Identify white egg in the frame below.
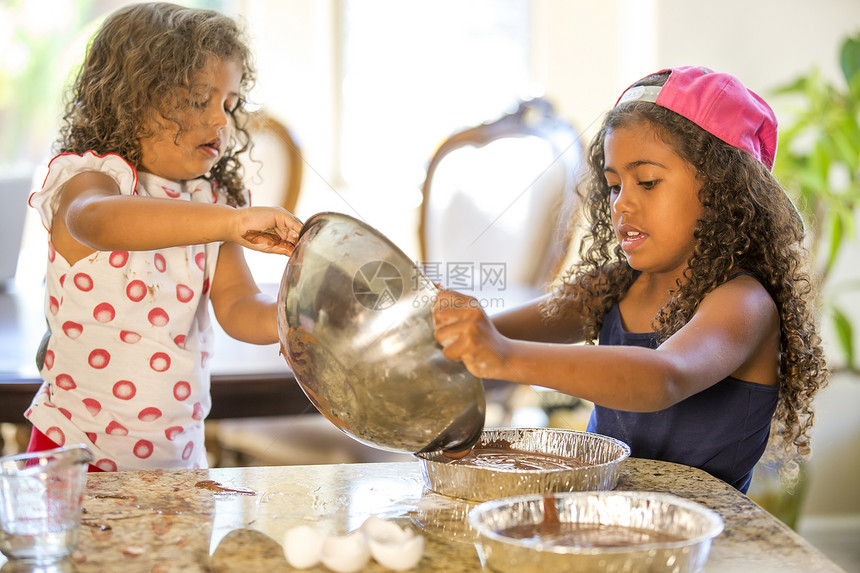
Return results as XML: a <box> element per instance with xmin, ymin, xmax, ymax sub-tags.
<box><xmin>361</xmin><ymin>516</ymin><xmax>425</xmax><ymax>571</ymax></box>
<box><xmin>283</xmin><ymin>524</ymin><xmax>324</xmax><ymax>569</ymax></box>
<box><xmin>368</xmin><ymin>533</ymin><xmax>424</xmax><ymax>571</ymax></box>
<box><xmin>319</xmin><ymin>530</ymin><xmax>371</xmax><ymax>573</ymax></box>
<box><xmin>360</xmin><ymin>515</ymin><xmax>411</xmax><ymax>543</ymax></box>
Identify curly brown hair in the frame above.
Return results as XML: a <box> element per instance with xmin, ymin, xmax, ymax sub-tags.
<box><xmin>544</xmin><ymin>71</ymin><xmax>828</xmax><ymax>470</ymax></box>
<box><xmin>55</xmin><ymin>2</ymin><xmax>255</xmax><ymax>206</ymax></box>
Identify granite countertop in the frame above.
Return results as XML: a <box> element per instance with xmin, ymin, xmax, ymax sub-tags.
<box><xmin>0</xmin><ymin>458</ymin><xmax>842</xmax><ymax>572</ymax></box>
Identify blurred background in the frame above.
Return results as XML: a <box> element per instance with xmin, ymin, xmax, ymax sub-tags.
<box><xmin>1</xmin><ymin>1</ymin><xmax>859</xmax><ymax>570</ymax></box>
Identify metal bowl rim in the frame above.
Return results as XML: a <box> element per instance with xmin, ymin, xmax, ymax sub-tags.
<box><xmin>414</xmin><ymin>427</ymin><xmax>631</xmax><ymax>474</ymax></box>
<box><xmin>467</xmin><ymin>490</ymin><xmax>725</xmax><ymax>555</ymax></box>
<box><xmin>296</xmin><ymin>211</ymin><xmax>437</xmax><ymax>291</ymax></box>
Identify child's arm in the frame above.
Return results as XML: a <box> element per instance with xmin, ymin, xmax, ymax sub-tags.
<box><xmin>490</xmin><ymin>294</ymin><xmax>586</xmax><ymax>344</ymax></box>
<box><xmin>52</xmin><ymin>171</ymin><xmax>302</xmax><ymax>263</ymax></box>
<box><xmin>434</xmin><ymin>276</ymin><xmax>779</xmax><ymax>412</ymax></box>
<box><xmin>209</xmin><ymin>242</ymin><xmax>280</xmax><ymax>345</ymax></box>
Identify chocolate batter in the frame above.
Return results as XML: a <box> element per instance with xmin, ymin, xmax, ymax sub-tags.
<box><xmin>447</xmin><ymin>446</ymin><xmax>590</xmax><ymax>471</ymax></box>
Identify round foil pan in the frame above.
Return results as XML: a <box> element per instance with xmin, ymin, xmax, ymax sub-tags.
<box><xmin>468</xmin><ymin>491</ymin><xmax>724</xmax><ymax>573</ymax></box>
<box><xmin>415</xmin><ymin>427</ymin><xmax>630</xmax><ymax>501</ymax></box>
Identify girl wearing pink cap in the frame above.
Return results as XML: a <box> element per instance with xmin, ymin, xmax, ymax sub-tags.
<box><xmin>434</xmin><ymin>66</ymin><xmax>827</xmax><ymax>492</ymax></box>
<box><xmin>25</xmin><ymin>3</ymin><xmax>302</xmax><ymax>471</ymax></box>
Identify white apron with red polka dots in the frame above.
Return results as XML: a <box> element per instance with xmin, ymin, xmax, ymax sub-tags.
<box><xmin>27</xmin><ymin>151</ymin><xmax>233</xmax><ymax>471</ymax></box>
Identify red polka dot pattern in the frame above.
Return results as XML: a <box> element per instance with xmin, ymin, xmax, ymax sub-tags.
<box><xmin>148</xmin><ymin>308</ymin><xmax>169</xmax><ymax>327</ymax></box>
<box><xmin>31</xmin><ymin>156</ymin><xmax>224</xmax><ymax>470</ymax></box>
<box><xmin>55</xmin><ymin>374</ymin><xmax>76</xmax><ymax>390</ymax></box>
<box><xmin>150</xmin><ymin>353</ymin><xmax>171</xmax><ymax>372</ymax></box>
<box><xmin>109</xmin><ymin>251</ymin><xmax>129</xmax><ymax>268</ymax></box>
<box><xmin>46</xmin><ymin>426</ymin><xmax>65</xmax><ymax>446</ymax></box>
<box><xmin>176</xmin><ymin>284</ymin><xmax>194</xmax><ymax>303</ymax></box>
<box><xmin>138</xmin><ymin>407</ymin><xmax>162</xmax><ymax>422</ymax></box>
<box><xmin>162</xmin><ymin>185</ymin><xmax>181</xmax><ymax>199</ymax></box>
<box><xmin>126</xmin><ymin>280</ymin><xmax>147</xmax><ymax>302</ymax></box>
<box><xmin>95</xmin><ymin>459</ymin><xmax>117</xmax><ymax>472</ymax></box>
<box><xmin>106</xmin><ymin>421</ymin><xmax>129</xmax><ymax>436</ymax></box>
<box><xmin>112</xmin><ymin>380</ymin><xmax>136</xmax><ymax>400</ymax></box>
<box><xmin>154</xmin><ymin>253</ymin><xmax>166</xmax><ymax>272</ymax></box>
<box><xmin>173</xmin><ymin>381</ymin><xmax>191</xmax><ymax>401</ymax></box>
<box><xmin>120</xmin><ymin>330</ymin><xmax>141</xmax><ymax>344</ymax></box>
<box><xmin>195</xmin><ymin>252</ymin><xmax>205</xmax><ymax>271</ymax></box>
<box><xmin>82</xmin><ymin>398</ymin><xmax>102</xmax><ymax>417</ymax></box>
<box><xmin>88</xmin><ymin>349</ymin><xmax>111</xmax><ymax>369</ymax></box>
<box><xmin>133</xmin><ymin>440</ymin><xmax>154</xmax><ymax>458</ymax></box>
<box><xmin>73</xmin><ymin>273</ymin><xmax>94</xmax><ymax>292</ymax></box>
<box><xmin>62</xmin><ymin>321</ymin><xmax>83</xmax><ymax>339</ymax></box>
<box><xmin>164</xmin><ymin>426</ymin><xmax>183</xmax><ymax>441</ymax></box>
<box><xmin>93</xmin><ymin>302</ymin><xmax>116</xmax><ymax>323</ymax></box>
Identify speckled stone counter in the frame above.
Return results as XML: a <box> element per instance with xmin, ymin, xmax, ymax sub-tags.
<box><xmin>0</xmin><ymin>458</ymin><xmax>842</xmax><ymax>572</ymax></box>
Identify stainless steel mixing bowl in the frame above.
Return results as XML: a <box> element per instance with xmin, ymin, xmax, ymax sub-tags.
<box><xmin>276</xmin><ymin>212</ymin><xmax>486</xmax><ymax>454</ymax></box>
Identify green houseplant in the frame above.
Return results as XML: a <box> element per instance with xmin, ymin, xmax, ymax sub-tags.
<box><xmin>772</xmin><ymin>33</ymin><xmax>860</xmax><ymax>374</ymax></box>
<box><xmin>748</xmin><ymin>33</ymin><xmax>860</xmax><ymax>530</ymax></box>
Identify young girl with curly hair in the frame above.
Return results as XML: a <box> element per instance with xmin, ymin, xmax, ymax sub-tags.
<box><xmin>434</xmin><ymin>66</ymin><xmax>828</xmax><ymax>492</ymax></box>
<box><xmin>25</xmin><ymin>2</ymin><xmax>302</xmax><ymax>471</ymax></box>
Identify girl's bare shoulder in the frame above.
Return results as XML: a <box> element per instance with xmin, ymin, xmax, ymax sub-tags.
<box><xmin>698</xmin><ymin>272</ymin><xmax>778</xmax><ymax>331</ymax></box>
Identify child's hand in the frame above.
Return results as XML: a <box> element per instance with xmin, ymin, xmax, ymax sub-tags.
<box><xmin>432</xmin><ymin>290</ymin><xmax>514</xmax><ymax>380</ymax></box>
<box><xmin>234</xmin><ymin>206</ymin><xmax>303</xmax><ymax>256</ymax></box>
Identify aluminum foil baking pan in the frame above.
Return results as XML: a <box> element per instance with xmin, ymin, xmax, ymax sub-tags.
<box><xmin>415</xmin><ymin>427</ymin><xmax>630</xmax><ymax>501</ymax></box>
<box><xmin>468</xmin><ymin>491</ymin><xmax>724</xmax><ymax>573</ymax></box>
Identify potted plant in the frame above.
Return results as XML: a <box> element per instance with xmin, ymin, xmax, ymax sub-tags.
<box><xmin>748</xmin><ymin>33</ymin><xmax>860</xmax><ymax>530</ymax></box>
<box><xmin>772</xmin><ymin>33</ymin><xmax>860</xmax><ymax>374</ymax></box>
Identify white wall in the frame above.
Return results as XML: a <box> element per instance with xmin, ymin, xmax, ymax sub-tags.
<box><xmin>535</xmin><ymin>0</ymin><xmax>860</xmax><ymax>139</ymax></box>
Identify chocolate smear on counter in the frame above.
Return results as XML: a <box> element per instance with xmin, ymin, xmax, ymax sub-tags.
<box><xmin>195</xmin><ymin>480</ymin><xmax>257</xmax><ymax>495</ymax></box>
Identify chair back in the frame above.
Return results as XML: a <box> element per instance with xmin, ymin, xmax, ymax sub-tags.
<box><xmin>238</xmin><ymin>111</ymin><xmax>303</xmax><ymax>284</ymax></box>
<box><xmin>242</xmin><ymin>111</ymin><xmax>303</xmax><ymax>213</ymax></box>
<box><xmin>419</xmin><ymin>98</ymin><xmax>582</xmax><ymax>308</ymax></box>
<box><xmin>0</xmin><ymin>168</ymin><xmax>31</xmax><ymax>285</ymax></box>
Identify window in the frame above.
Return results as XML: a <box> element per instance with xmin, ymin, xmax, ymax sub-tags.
<box><xmin>335</xmin><ymin>0</ymin><xmax>533</xmax><ymax>253</ymax></box>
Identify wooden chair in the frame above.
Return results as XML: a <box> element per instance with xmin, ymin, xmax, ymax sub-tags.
<box><xmin>419</xmin><ymin>97</ymin><xmax>583</xmax><ymax>308</ymax></box>
<box><xmin>237</xmin><ymin>110</ymin><xmax>304</xmax><ymax>284</ymax></box>
<box><xmin>242</xmin><ymin>110</ymin><xmax>303</xmax><ymax>213</ymax></box>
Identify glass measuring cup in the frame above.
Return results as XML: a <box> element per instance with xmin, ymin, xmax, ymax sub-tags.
<box><xmin>0</xmin><ymin>445</ymin><xmax>92</xmax><ymax>562</ymax></box>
